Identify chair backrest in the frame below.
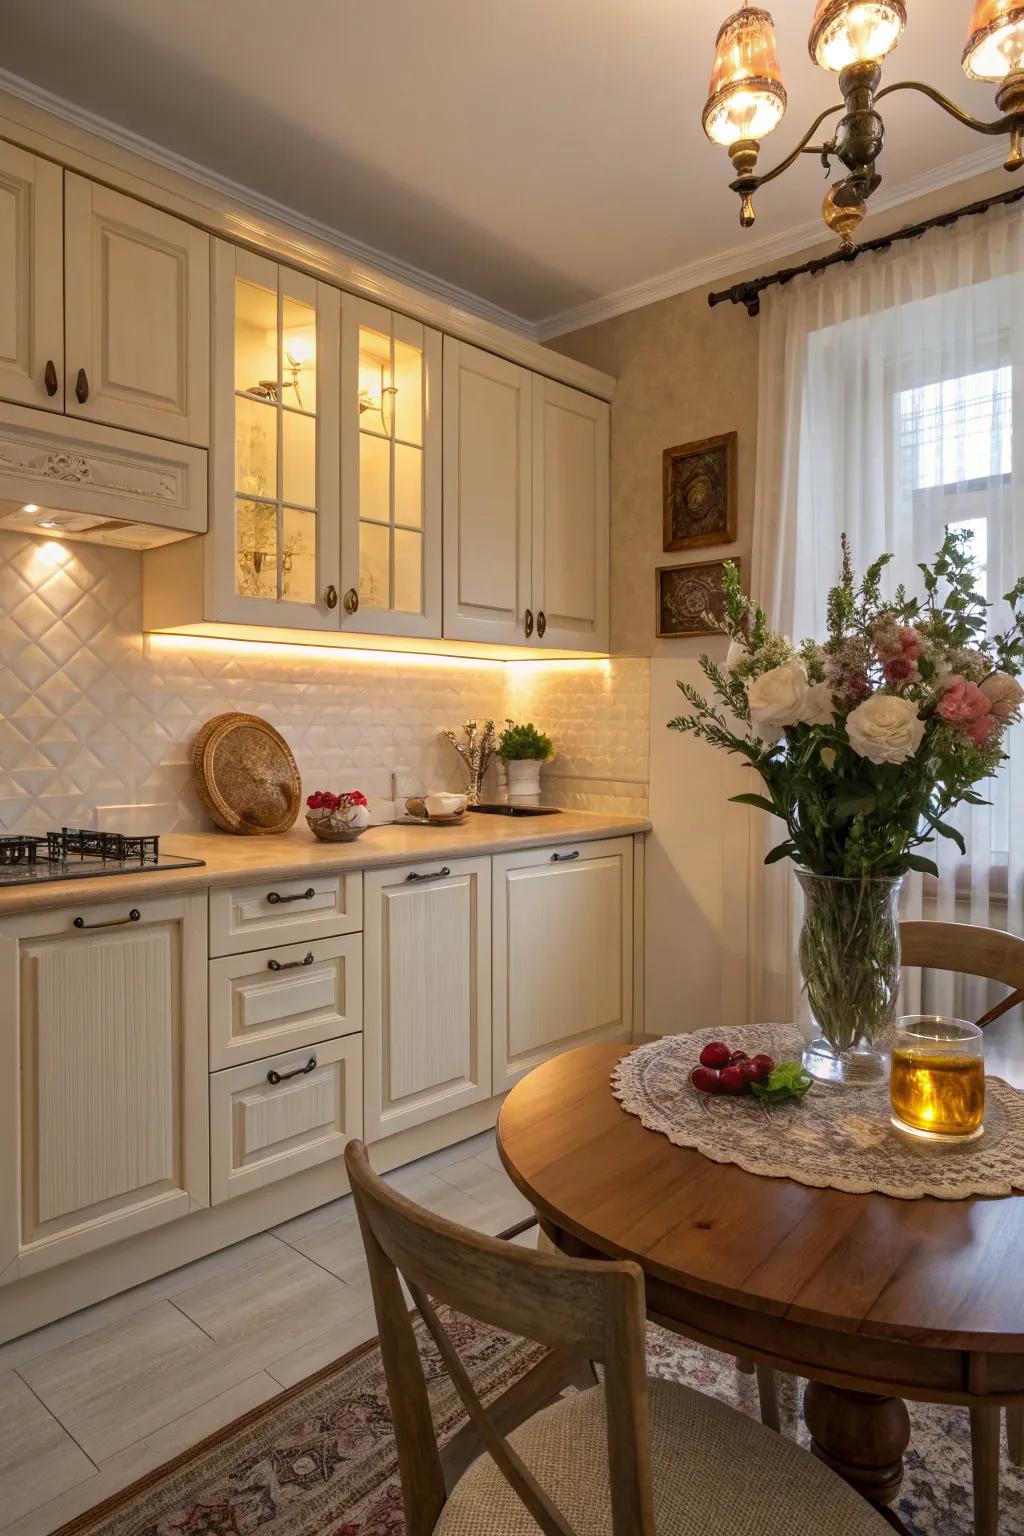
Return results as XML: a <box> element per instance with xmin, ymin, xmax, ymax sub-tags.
<box><xmin>899</xmin><ymin>920</ymin><xmax>1024</xmax><ymax>1027</ymax></box>
<box><xmin>345</xmin><ymin>1139</ymin><xmax>655</xmax><ymax>1536</ymax></box>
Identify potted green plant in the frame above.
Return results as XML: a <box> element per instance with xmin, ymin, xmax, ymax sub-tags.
<box><xmin>497</xmin><ymin>720</ymin><xmax>554</xmax><ymax>801</ymax></box>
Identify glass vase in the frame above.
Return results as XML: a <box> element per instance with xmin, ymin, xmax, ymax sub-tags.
<box><xmin>797</xmin><ymin>871</ymin><xmax>903</xmax><ymax>1087</ymax></box>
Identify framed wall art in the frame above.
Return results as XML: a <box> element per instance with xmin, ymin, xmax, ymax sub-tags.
<box><xmin>656</xmin><ymin>558</ymin><xmax>738</xmax><ymax>639</ymax></box>
<box><xmin>662</xmin><ymin>431</ymin><xmax>737</xmax><ymax>552</ymax></box>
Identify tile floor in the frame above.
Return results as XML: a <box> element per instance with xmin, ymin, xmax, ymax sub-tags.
<box><xmin>0</xmin><ymin>1131</ymin><xmax>534</xmax><ymax>1536</ymax></box>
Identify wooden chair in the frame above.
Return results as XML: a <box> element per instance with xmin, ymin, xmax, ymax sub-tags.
<box><xmin>758</xmin><ymin>920</ymin><xmax>1024</xmax><ymax>1536</ymax></box>
<box><xmin>346</xmin><ymin>1139</ymin><xmax>889</xmax><ymax>1536</ymax></box>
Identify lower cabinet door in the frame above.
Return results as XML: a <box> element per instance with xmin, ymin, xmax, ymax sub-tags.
<box><xmin>209</xmin><ymin>934</ymin><xmax>362</xmax><ymax>1069</ymax></box>
<box><xmin>492</xmin><ymin>837</ymin><xmax>633</xmax><ymax>1092</ymax></box>
<box><xmin>363</xmin><ymin>857</ymin><xmax>492</xmax><ymax>1141</ymax></box>
<box><xmin>209</xmin><ymin>1035</ymin><xmax>362</xmax><ymax>1204</ymax></box>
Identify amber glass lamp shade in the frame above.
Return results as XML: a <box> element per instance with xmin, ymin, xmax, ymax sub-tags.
<box><xmin>963</xmin><ymin>0</ymin><xmax>1024</xmax><ymax>80</ymax></box>
<box><xmin>809</xmin><ymin>0</ymin><xmax>907</xmax><ymax>70</ymax></box>
<box><xmin>702</xmin><ymin>6</ymin><xmax>787</xmax><ymax>147</ymax></box>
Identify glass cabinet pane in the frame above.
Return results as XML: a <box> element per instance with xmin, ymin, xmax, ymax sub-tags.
<box><xmin>358</xmin><ymin>327</ymin><xmax>393</xmax><ymax>437</ymax></box>
<box><xmin>393</xmin><ymin>338</ymin><xmax>423</xmax><ymax>447</ymax></box>
<box><xmin>360</xmin><ymin>521</ymin><xmax>390</xmax><ymax>609</ymax></box>
<box><xmin>359</xmin><ymin>433</ymin><xmax>390</xmax><ymax>524</ymax></box>
<box><xmin>232</xmin><ymin>266</ymin><xmax>323</xmax><ymax>608</ymax></box>
<box><xmin>394</xmin><ymin>529</ymin><xmax>422</xmax><ymax>613</ymax></box>
<box><xmin>394</xmin><ymin>442</ymin><xmax>423</xmax><ymax>528</ymax></box>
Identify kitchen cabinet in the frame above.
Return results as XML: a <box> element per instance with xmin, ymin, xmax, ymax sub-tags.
<box><xmin>340</xmin><ymin>296</ymin><xmax>442</xmax><ymax>638</ymax></box>
<box><xmin>0</xmin><ymin>892</ymin><xmax>209</xmax><ymax>1284</ymax></box>
<box><xmin>209</xmin><ymin>933</ymin><xmax>362</xmax><ymax>1070</ymax></box>
<box><xmin>0</xmin><ymin>141</ymin><xmax>63</xmax><ymax>411</ymax></box>
<box><xmin>491</xmin><ymin>836</ymin><xmax>632</xmax><ymax>1092</ymax></box>
<box><xmin>363</xmin><ymin>856</ymin><xmax>492</xmax><ymax>1140</ymax></box>
<box><xmin>442</xmin><ymin>341</ymin><xmax>609</xmax><ymax>652</ymax></box>
<box><xmin>209</xmin><ymin>242</ymin><xmax>341</xmax><ymax>630</ymax></box>
<box><xmin>209</xmin><ymin>1034</ymin><xmax>362</xmax><ymax>1203</ymax></box>
<box><xmin>443</xmin><ymin>339</ymin><xmax>532</xmax><ymax>646</ymax></box>
<box><xmin>64</xmin><ymin>175</ymin><xmax>210</xmax><ymax>445</ymax></box>
<box><xmin>531</xmin><ymin>376</ymin><xmax>609</xmax><ymax>652</ymax></box>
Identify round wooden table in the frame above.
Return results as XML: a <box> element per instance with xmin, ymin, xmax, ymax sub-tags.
<box><xmin>497</xmin><ymin>1040</ymin><xmax>1024</xmax><ymax>1518</ymax></box>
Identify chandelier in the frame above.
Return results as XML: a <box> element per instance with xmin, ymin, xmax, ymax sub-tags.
<box><xmin>702</xmin><ymin>2</ymin><xmax>1024</xmax><ymax>246</ymax></box>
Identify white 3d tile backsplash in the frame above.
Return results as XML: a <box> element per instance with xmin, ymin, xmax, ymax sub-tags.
<box><xmin>0</xmin><ymin>532</ymin><xmax>649</xmax><ymax>834</ymax></box>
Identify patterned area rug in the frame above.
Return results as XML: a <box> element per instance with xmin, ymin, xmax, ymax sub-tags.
<box><xmin>57</xmin><ymin>1312</ymin><xmax>1023</xmax><ymax>1536</ymax></box>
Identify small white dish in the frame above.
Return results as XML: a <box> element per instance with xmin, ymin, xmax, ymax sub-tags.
<box><xmin>425</xmin><ymin>792</ymin><xmax>468</xmax><ymax>818</ymax></box>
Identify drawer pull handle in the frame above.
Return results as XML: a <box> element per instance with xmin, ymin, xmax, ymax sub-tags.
<box><xmin>44</xmin><ymin>359</ymin><xmax>59</xmax><ymax>396</ymax></box>
<box><xmin>551</xmin><ymin>850</ymin><xmax>580</xmax><ymax>862</ymax></box>
<box><xmin>266</xmin><ymin>887</ymin><xmax>316</xmax><ymax>905</ymax></box>
<box><xmin>406</xmin><ymin>866</ymin><xmax>451</xmax><ymax>882</ymax></box>
<box><xmin>75</xmin><ymin>367</ymin><xmax>89</xmax><ymax>404</ymax></box>
<box><xmin>268</xmin><ymin>951</ymin><xmax>315</xmax><ymax>971</ymax></box>
<box><xmin>73</xmin><ymin>907</ymin><xmax>141</xmax><ymax>930</ymax></box>
<box><xmin>267</xmin><ymin>1055</ymin><xmax>317</xmax><ymax>1085</ymax></box>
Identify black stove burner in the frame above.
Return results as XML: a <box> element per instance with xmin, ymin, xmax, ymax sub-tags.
<box><xmin>0</xmin><ymin>834</ymin><xmax>48</xmax><ymax>867</ymax></box>
<box><xmin>47</xmin><ymin>828</ymin><xmax>161</xmax><ymax>864</ymax></box>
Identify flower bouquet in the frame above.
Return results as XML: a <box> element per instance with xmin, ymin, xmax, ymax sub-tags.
<box><xmin>305</xmin><ymin>789</ymin><xmax>370</xmax><ymax>841</ymax></box>
<box><xmin>670</xmin><ymin>530</ymin><xmax>1024</xmax><ymax>1084</ymax></box>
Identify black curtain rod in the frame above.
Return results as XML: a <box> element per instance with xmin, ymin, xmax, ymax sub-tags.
<box><xmin>707</xmin><ymin>183</ymin><xmax>1024</xmax><ymax>317</ymax></box>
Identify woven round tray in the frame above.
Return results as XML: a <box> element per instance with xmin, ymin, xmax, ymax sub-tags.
<box><xmin>192</xmin><ymin>713</ymin><xmax>301</xmax><ymax>836</ymax></box>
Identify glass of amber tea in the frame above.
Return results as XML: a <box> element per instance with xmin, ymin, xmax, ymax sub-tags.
<box><xmin>890</xmin><ymin>1016</ymin><xmax>985</xmax><ymax>1142</ymax></box>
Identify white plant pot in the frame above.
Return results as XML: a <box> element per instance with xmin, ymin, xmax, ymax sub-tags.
<box><xmin>505</xmin><ymin>758</ymin><xmax>542</xmax><ymax>802</ymax></box>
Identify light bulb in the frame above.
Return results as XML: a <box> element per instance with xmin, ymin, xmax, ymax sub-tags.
<box><xmin>809</xmin><ymin>0</ymin><xmax>906</xmax><ymax>71</ymax></box>
<box><xmin>963</xmin><ymin>0</ymin><xmax>1024</xmax><ymax>80</ymax></box>
<box><xmin>702</xmin><ymin>6</ymin><xmax>787</xmax><ymax>147</ymax></box>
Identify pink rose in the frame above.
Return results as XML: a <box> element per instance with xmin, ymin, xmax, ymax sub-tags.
<box><xmin>898</xmin><ymin>627</ymin><xmax>922</xmax><ymax>662</ymax></box>
<box><xmin>967</xmin><ymin>714</ymin><xmax>998</xmax><ymax>747</ymax></box>
<box><xmin>980</xmin><ymin>672</ymin><xmax>1024</xmax><ymax>722</ymax></box>
<box><xmin>937</xmin><ymin>676</ymin><xmax>991</xmax><ymax>728</ymax></box>
<box><xmin>883</xmin><ymin>656</ymin><xmax>917</xmax><ymax>686</ymax></box>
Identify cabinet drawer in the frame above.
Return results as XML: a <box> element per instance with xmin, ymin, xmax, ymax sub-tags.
<box><xmin>209</xmin><ymin>873</ymin><xmax>362</xmax><ymax>956</ymax></box>
<box><xmin>209</xmin><ymin>934</ymin><xmax>362</xmax><ymax>1070</ymax></box>
<box><xmin>210</xmin><ymin>1035</ymin><xmax>362</xmax><ymax>1204</ymax></box>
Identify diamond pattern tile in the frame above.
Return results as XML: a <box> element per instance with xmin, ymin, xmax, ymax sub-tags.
<box><xmin>0</xmin><ymin>532</ymin><xmax>649</xmax><ymax>834</ymax></box>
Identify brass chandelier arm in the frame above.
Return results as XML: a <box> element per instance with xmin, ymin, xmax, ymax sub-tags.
<box><xmin>874</xmin><ymin>78</ymin><xmax>1017</xmax><ymax>137</ymax></box>
<box><xmin>732</xmin><ymin>101</ymin><xmax>846</xmax><ymax>191</ymax></box>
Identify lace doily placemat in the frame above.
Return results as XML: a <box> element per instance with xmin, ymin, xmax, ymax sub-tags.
<box><xmin>611</xmin><ymin>1024</ymin><xmax>1024</xmax><ymax>1201</ymax></box>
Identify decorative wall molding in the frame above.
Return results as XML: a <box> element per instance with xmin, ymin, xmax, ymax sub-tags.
<box><xmin>534</xmin><ymin>143</ymin><xmax>1008</xmax><ymax>340</ymax></box>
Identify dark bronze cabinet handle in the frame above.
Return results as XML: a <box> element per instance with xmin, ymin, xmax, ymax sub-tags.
<box><xmin>75</xmin><ymin>367</ymin><xmax>89</xmax><ymax>404</ymax></box>
<box><xmin>74</xmin><ymin>907</ymin><xmax>141</xmax><ymax>929</ymax></box>
<box><xmin>343</xmin><ymin>587</ymin><xmax>359</xmax><ymax>614</ymax></box>
<box><xmin>44</xmin><ymin>359</ymin><xmax>59</xmax><ymax>397</ymax></box>
<box><xmin>324</xmin><ymin>585</ymin><xmax>338</xmax><ymax>610</ymax></box>
<box><xmin>268</xmin><ymin>950</ymin><xmax>315</xmax><ymax>972</ymax></box>
<box><xmin>266</xmin><ymin>887</ymin><xmax>316</xmax><ymax>905</ymax></box>
<box><xmin>524</xmin><ymin>608</ymin><xmax>534</xmax><ymax>637</ymax></box>
<box><xmin>550</xmin><ymin>850</ymin><xmax>580</xmax><ymax>862</ymax></box>
<box><xmin>537</xmin><ymin>610</ymin><xmax>547</xmax><ymax>639</ymax></box>
<box><xmin>406</xmin><ymin>866</ymin><xmax>451</xmax><ymax>882</ymax></box>
<box><xmin>267</xmin><ymin>1055</ymin><xmax>317</xmax><ymax>1085</ymax></box>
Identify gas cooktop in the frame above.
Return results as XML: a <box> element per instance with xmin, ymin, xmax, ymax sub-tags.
<box><xmin>0</xmin><ymin>828</ymin><xmax>205</xmax><ymax>888</ymax></box>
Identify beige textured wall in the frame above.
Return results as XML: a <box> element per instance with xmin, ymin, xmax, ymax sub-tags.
<box><xmin>547</xmin><ymin>163</ymin><xmax>1012</xmax><ymax>660</ymax></box>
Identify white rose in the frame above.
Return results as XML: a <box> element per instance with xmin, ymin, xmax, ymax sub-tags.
<box><xmin>746</xmin><ymin>663</ymin><xmax>809</xmax><ymax>730</ymax></box>
<box><xmin>725</xmin><ymin>638</ymin><xmax>746</xmax><ymax>673</ymax></box>
<box><xmin>980</xmin><ymin>671</ymin><xmax>1024</xmax><ymax>722</ymax></box>
<box><xmin>846</xmin><ymin>694</ymin><xmax>925</xmax><ymax>765</ymax></box>
<box><xmin>800</xmin><ymin>681</ymin><xmax>835</xmax><ymax>727</ymax></box>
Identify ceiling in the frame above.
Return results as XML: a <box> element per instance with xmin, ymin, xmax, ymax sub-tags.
<box><xmin>0</xmin><ymin>0</ymin><xmax>1010</xmax><ymax>336</ymax></box>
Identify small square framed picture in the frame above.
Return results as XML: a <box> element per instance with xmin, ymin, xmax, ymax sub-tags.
<box><xmin>656</xmin><ymin>559</ymin><xmax>738</xmax><ymax>639</ymax></box>
<box><xmin>662</xmin><ymin>432</ymin><xmax>737</xmax><ymax>552</ymax></box>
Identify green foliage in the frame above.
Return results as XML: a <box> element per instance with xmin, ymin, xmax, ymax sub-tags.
<box><xmin>751</xmin><ymin>1061</ymin><xmax>813</xmax><ymax>1104</ymax></box>
<box><xmin>496</xmin><ymin>720</ymin><xmax>554</xmax><ymax>762</ymax></box>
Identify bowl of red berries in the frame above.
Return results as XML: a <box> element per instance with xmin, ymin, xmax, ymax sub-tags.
<box><xmin>305</xmin><ymin>790</ymin><xmax>371</xmax><ymax>841</ymax></box>
<box><xmin>689</xmin><ymin>1041</ymin><xmax>812</xmax><ymax>1105</ymax></box>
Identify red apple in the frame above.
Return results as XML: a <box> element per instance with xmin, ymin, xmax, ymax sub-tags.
<box><xmin>690</xmin><ymin>1066</ymin><xmax>722</xmax><ymax>1094</ymax></box>
<box><xmin>718</xmin><ymin>1065</ymin><xmax>748</xmax><ymax>1095</ymax></box>
<box><xmin>699</xmin><ymin>1041</ymin><xmax>731</xmax><ymax>1069</ymax></box>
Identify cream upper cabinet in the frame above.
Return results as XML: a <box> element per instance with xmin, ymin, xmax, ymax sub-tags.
<box><xmin>209</xmin><ymin>241</ymin><xmax>341</xmax><ymax>630</ymax></box>
<box><xmin>531</xmin><ymin>376</ymin><xmax>610</xmax><ymax>652</ymax></box>
<box><xmin>0</xmin><ymin>893</ymin><xmax>209</xmax><ymax>1285</ymax></box>
<box><xmin>492</xmin><ymin>837</ymin><xmax>632</xmax><ymax>1094</ymax></box>
<box><xmin>0</xmin><ymin>142</ymin><xmax>63</xmax><ymax>411</ymax></box>
<box><xmin>363</xmin><ymin>856</ymin><xmax>491</xmax><ymax>1141</ymax></box>
<box><xmin>442</xmin><ymin>339</ymin><xmax>532</xmax><ymax>646</ymax></box>
<box><xmin>340</xmin><ymin>296</ymin><xmax>442</xmax><ymax>638</ymax></box>
<box><xmin>64</xmin><ymin>175</ymin><xmax>210</xmax><ymax>446</ymax></box>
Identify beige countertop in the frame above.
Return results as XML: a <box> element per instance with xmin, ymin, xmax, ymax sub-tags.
<box><xmin>0</xmin><ymin>810</ymin><xmax>650</xmax><ymax>916</ymax></box>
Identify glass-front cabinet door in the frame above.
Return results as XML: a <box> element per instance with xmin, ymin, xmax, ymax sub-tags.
<box><xmin>340</xmin><ymin>297</ymin><xmax>441</xmax><ymax>638</ymax></box>
<box><xmin>211</xmin><ymin>243</ymin><xmax>340</xmax><ymax>629</ymax></box>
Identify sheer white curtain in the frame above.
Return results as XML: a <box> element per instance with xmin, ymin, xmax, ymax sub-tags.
<box><xmin>750</xmin><ymin>201</ymin><xmax>1024</xmax><ymax>1025</ymax></box>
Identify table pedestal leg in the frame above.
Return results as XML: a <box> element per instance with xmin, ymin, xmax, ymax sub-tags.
<box><xmin>803</xmin><ymin>1382</ymin><xmax>910</xmax><ymax>1508</ymax></box>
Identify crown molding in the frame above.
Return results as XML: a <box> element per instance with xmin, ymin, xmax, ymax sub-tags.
<box><xmin>534</xmin><ymin>142</ymin><xmax>1008</xmax><ymax>340</ymax></box>
<box><xmin>0</xmin><ymin>66</ymin><xmax>535</xmax><ymax>341</ymax></box>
